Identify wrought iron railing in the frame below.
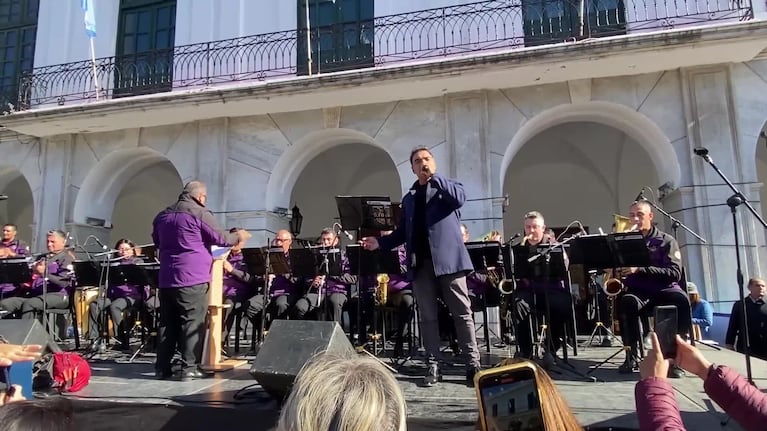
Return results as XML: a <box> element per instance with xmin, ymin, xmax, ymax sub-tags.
<box><xmin>10</xmin><ymin>0</ymin><xmax>753</xmax><ymax>111</ymax></box>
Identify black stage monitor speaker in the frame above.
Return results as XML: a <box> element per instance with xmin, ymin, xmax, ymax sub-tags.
<box><xmin>0</xmin><ymin>319</ymin><xmax>61</xmax><ymax>353</ymax></box>
<box><xmin>249</xmin><ymin>320</ymin><xmax>354</xmax><ymax>401</ymax></box>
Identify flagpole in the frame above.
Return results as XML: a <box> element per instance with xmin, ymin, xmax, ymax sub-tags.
<box><xmin>89</xmin><ymin>37</ymin><xmax>99</xmax><ymax>101</ymax></box>
<box><xmin>305</xmin><ymin>0</ymin><xmax>312</xmax><ymax>76</ymax></box>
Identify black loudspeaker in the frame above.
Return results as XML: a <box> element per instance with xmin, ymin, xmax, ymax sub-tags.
<box><xmin>0</xmin><ymin>319</ymin><xmax>61</xmax><ymax>353</ymax></box>
<box><xmin>249</xmin><ymin>320</ymin><xmax>354</xmax><ymax>401</ymax></box>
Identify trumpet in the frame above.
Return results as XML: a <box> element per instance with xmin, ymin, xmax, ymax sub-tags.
<box><xmin>602</xmin><ymin>214</ymin><xmax>638</xmax><ymax>297</ymax></box>
<box><xmin>376</xmin><ymin>273</ymin><xmax>389</xmax><ymax>306</ymax></box>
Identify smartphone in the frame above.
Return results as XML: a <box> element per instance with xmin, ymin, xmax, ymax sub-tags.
<box><xmin>474</xmin><ymin>362</ymin><xmax>545</xmax><ymax>431</ymax></box>
<box><xmin>654</xmin><ymin>305</ymin><xmax>678</xmax><ymax>359</ymax></box>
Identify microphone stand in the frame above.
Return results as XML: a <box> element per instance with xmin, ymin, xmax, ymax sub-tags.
<box><xmin>639</xmin><ymin>195</ymin><xmax>707</xmax><ymax>245</ymax></box>
<box><xmin>695</xmin><ymin>148</ymin><xmax>766</xmax><ymax>386</ymax></box>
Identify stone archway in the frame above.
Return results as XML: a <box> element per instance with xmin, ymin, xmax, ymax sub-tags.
<box><xmin>0</xmin><ymin>167</ymin><xmax>35</xmax><ymax>245</ymax></box>
<box><xmin>500</xmin><ymin>101</ymin><xmax>681</xmax><ymax>194</ymax></box>
<box><xmin>265</xmin><ymin>128</ymin><xmax>408</xmax><ymax>213</ymax></box>
<box><xmin>72</xmin><ymin>147</ymin><xmax>182</xmax><ymax>244</ymax></box>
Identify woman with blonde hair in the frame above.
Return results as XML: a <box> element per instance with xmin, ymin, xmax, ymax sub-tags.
<box><xmin>276</xmin><ymin>350</ymin><xmax>407</xmax><ymax>431</ymax></box>
<box><xmin>487</xmin><ymin>358</ymin><xmax>583</xmax><ymax>431</ymax></box>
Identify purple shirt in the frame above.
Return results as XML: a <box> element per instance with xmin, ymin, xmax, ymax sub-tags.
<box><xmin>623</xmin><ymin>226</ymin><xmax>682</xmax><ymax>297</ymax></box>
<box><xmin>28</xmin><ymin>253</ymin><xmax>73</xmax><ymax>296</ymax></box>
<box><xmin>466</xmin><ymin>272</ymin><xmax>492</xmax><ymax>296</ymax></box>
<box><xmin>360</xmin><ymin>246</ymin><xmax>410</xmax><ymax>294</ymax></box>
<box><xmin>152</xmin><ymin>193</ymin><xmax>239</xmax><ymax>288</ymax></box>
<box><xmin>270</xmin><ymin>274</ymin><xmax>297</xmax><ymax>297</ymax></box>
<box><xmin>304</xmin><ymin>254</ymin><xmax>354</xmax><ymax>296</ymax></box>
<box><xmin>0</xmin><ymin>238</ymin><xmax>29</xmax><ymax>295</ymax></box>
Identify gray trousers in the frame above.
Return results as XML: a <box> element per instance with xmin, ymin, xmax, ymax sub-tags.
<box><xmin>414</xmin><ymin>260</ymin><xmax>480</xmax><ymax>367</ymax></box>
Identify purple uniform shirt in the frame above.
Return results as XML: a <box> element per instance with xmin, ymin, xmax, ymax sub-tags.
<box><xmin>623</xmin><ymin>226</ymin><xmax>682</xmax><ymax>296</ymax></box>
<box><xmin>223</xmin><ymin>252</ymin><xmax>259</xmax><ymax>300</ymax></box>
<box><xmin>304</xmin><ymin>254</ymin><xmax>355</xmax><ymax>296</ymax></box>
<box><xmin>152</xmin><ymin>193</ymin><xmax>239</xmax><ymax>288</ymax></box>
<box><xmin>108</xmin><ymin>257</ymin><xmax>145</xmax><ymax>301</ymax></box>
<box><xmin>28</xmin><ymin>252</ymin><xmax>73</xmax><ymax>296</ymax></box>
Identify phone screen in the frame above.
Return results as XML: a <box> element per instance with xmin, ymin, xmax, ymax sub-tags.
<box><xmin>654</xmin><ymin>305</ymin><xmax>678</xmax><ymax>359</ymax></box>
<box><xmin>478</xmin><ymin>368</ymin><xmax>544</xmax><ymax>431</ymax></box>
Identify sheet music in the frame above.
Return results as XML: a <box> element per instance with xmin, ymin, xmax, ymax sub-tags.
<box><xmin>211</xmin><ymin>246</ymin><xmax>231</xmax><ymax>259</ymax></box>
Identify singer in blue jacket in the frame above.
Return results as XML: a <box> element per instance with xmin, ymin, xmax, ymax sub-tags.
<box><xmin>361</xmin><ymin>146</ymin><xmax>480</xmax><ymax>387</ymax></box>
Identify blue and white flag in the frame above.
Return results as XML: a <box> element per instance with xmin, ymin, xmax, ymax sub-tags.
<box><xmin>81</xmin><ymin>0</ymin><xmax>97</xmax><ymax>38</ymax></box>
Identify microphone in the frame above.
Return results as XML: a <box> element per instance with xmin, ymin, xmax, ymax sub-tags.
<box><xmin>693</xmin><ymin>147</ymin><xmax>709</xmax><ymax>156</ymax></box>
<box><xmin>93</xmin><ymin>237</ymin><xmax>108</xmax><ymax>250</ymax></box>
<box><xmin>333</xmin><ymin>223</ymin><xmax>353</xmax><ymax>241</ymax></box>
<box><xmin>0</xmin><ymin>195</ymin><xmax>7</xmax><ymax>201</ymax></box>
<box><xmin>634</xmin><ymin>188</ymin><xmax>646</xmax><ymax>202</ymax></box>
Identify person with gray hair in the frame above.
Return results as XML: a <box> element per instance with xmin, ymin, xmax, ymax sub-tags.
<box><xmin>276</xmin><ymin>350</ymin><xmax>407</xmax><ymax>431</ymax></box>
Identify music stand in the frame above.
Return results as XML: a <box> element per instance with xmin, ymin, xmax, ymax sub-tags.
<box><xmin>0</xmin><ymin>258</ymin><xmax>31</xmax><ymax>302</ymax></box>
<box><xmin>129</xmin><ymin>262</ymin><xmax>161</xmax><ymax>362</ymax></box>
<box><xmin>241</xmin><ymin>246</ymin><xmax>290</xmax><ymax>350</ymax></box>
<box><xmin>466</xmin><ymin>241</ymin><xmax>504</xmax><ymax>351</ymax></box>
<box><xmin>569</xmin><ymin>233</ymin><xmax>651</xmax><ymax>374</ymax></box>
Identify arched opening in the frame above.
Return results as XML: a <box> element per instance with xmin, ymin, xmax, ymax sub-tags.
<box><xmin>0</xmin><ymin>167</ymin><xmax>34</xmax><ymax>245</ymax></box>
<box><xmin>290</xmin><ymin>143</ymin><xmax>401</xmax><ymax>241</ymax></box>
<box><xmin>72</xmin><ymin>147</ymin><xmax>182</xmax><ymax>245</ymax></box>
<box><xmin>502</xmin><ymin>122</ymin><xmax>660</xmax><ymax>234</ymax></box>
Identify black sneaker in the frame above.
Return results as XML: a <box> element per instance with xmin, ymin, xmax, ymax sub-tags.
<box><xmin>618</xmin><ymin>357</ymin><xmax>637</xmax><ymax>374</ymax></box>
<box><xmin>466</xmin><ymin>365</ymin><xmax>481</xmax><ymax>387</ymax></box>
<box><xmin>422</xmin><ymin>363</ymin><xmax>442</xmax><ymax>387</ymax></box>
<box><xmin>668</xmin><ymin>365</ymin><xmax>685</xmax><ymax>379</ymax></box>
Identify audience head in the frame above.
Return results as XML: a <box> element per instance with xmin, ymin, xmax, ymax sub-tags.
<box><xmin>686</xmin><ymin>282</ymin><xmax>700</xmax><ymax>303</ymax></box>
<box><xmin>276</xmin><ymin>350</ymin><xmax>407</xmax><ymax>431</ymax></box>
<box><xmin>747</xmin><ymin>277</ymin><xmax>765</xmax><ymax>299</ymax></box>
<box><xmin>0</xmin><ymin>398</ymin><xmax>76</xmax><ymax>431</ymax></box>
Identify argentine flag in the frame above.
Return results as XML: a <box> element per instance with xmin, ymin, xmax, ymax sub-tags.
<box><xmin>81</xmin><ymin>0</ymin><xmax>96</xmax><ymax>38</ymax></box>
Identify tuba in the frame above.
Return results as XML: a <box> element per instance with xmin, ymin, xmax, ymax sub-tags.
<box><xmin>602</xmin><ymin>214</ymin><xmax>638</xmax><ymax>297</ymax></box>
<box><xmin>376</xmin><ymin>273</ymin><xmax>389</xmax><ymax>306</ymax></box>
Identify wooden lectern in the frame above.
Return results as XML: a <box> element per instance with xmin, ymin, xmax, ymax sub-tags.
<box><xmin>201</xmin><ymin>249</ymin><xmax>247</xmax><ymax>372</ymax></box>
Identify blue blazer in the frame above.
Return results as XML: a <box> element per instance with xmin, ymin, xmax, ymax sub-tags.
<box><xmin>378</xmin><ymin>173</ymin><xmax>473</xmax><ymax>279</ymax></box>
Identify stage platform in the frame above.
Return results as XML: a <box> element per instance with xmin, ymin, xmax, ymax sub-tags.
<box><xmin>56</xmin><ymin>336</ymin><xmax>765</xmax><ymax>431</ymax></box>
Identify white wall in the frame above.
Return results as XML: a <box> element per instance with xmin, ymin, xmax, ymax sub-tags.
<box><xmin>175</xmin><ymin>0</ymin><xmax>296</xmax><ymax>46</ymax></box>
<box><xmin>36</xmin><ymin>0</ymin><xmax>119</xmax><ymax>67</ymax></box>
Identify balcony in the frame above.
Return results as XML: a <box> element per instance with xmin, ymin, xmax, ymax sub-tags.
<box><xmin>7</xmin><ymin>0</ymin><xmax>754</xmax><ymax>112</ymax></box>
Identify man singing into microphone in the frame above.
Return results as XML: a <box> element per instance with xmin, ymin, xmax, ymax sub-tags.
<box><xmin>361</xmin><ymin>146</ymin><xmax>481</xmax><ymax>387</ymax></box>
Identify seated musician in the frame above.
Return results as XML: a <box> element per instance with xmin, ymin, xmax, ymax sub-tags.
<box><xmin>353</xmin><ymin>230</ymin><xmax>414</xmax><ymax>354</ymax></box>
<box><xmin>87</xmin><ymin>239</ymin><xmax>146</xmax><ymax>350</ymax></box>
<box><xmin>245</xmin><ymin>229</ymin><xmax>299</xmax><ymax>324</ymax></box>
<box><xmin>0</xmin><ymin>230</ymin><xmax>73</xmax><ymax>319</ymax></box>
<box><xmin>293</xmin><ymin>228</ymin><xmax>356</xmax><ymax>324</ymax></box>
<box><xmin>0</xmin><ymin>224</ymin><xmax>29</xmax><ymax>301</ymax></box>
<box><xmin>221</xmin><ymin>228</ymin><xmax>260</xmax><ymax>332</ymax></box>
<box><xmin>460</xmin><ymin>224</ymin><xmax>501</xmax><ymax>311</ymax></box>
<box><xmin>616</xmin><ymin>200</ymin><xmax>688</xmax><ymax>377</ymax></box>
<box><xmin>512</xmin><ymin>212</ymin><xmax>573</xmax><ymax>364</ymax></box>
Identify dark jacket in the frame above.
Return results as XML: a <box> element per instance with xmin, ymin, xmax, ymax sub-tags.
<box><xmin>152</xmin><ymin>193</ymin><xmax>239</xmax><ymax>288</ymax></box>
<box><xmin>725</xmin><ymin>296</ymin><xmax>767</xmax><ymax>358</ymax></box>
<box><xmin>635</xmin><ymin>366</ymin><xmax>767</xmax><ymax>431</ymax></box>
<box><xmin>623</xmin><ymin>226</ymin><xmax>682</xmax><ymax>296</ymax></box>
<box><xmin>378</xmin><ymin>173</ymin><xmax>473</xmax><ymax>278</ymax></box>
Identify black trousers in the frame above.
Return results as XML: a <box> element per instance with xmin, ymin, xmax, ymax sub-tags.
<box><xmin>0</xmin><ymin>294</ymin><xmax>69</xmax><ymax>320</ymax></box>
<box><xmin>617</xmin><ymin>287</ymin><xmax>690</xmax><ymax>356</ymax></box>
<box><xmin>513</xmin><ymin>288</ymin><xmax>572</xmax><ymax>358</ymax></box>
<box><xmin>294</xmin><ymin>292</ymin><xmax>347</xmax><ymax>323</ymax></box>
<box><xmin>156</xmin><ymin>284</ymin><xmax>208</xmax><ymax>373</ymax></box>
<box><xmin>245</xmin><ymin>293</ymin><xmax>295</xmax><ymax>323</ymax></box>
<box><xmin>88</xmin><ymin>297</ymin><xmax>139</xmax><ymax>340</ymax></box>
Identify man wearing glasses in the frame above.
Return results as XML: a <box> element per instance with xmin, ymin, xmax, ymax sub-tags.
<box><xmin>245</xmin><ymin>229</ymin><xmax>299</xmax><ymax>324</ymax></box>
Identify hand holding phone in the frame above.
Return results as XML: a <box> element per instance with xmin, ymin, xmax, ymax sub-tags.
<box><xmin>654</xmin><ymin>305</ymin><xmax>678</xmax><ymax>359</ymax></box>
<box><xmin>474</xmin><ymin>362</ymin><xmax>545</xmax><ymax>431</ymax></box>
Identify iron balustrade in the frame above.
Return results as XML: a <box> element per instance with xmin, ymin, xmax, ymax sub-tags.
<box><xmin>6</xmin><ymin>0</ymin><xmax>753</xmax><ymax>111</ymax></box>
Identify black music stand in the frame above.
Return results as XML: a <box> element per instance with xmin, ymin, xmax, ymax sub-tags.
<box><xmin>466</xmin><ymin>241</ymin><xmax>504</xmax><ymax>352</ymax></box>
<box><xmin>0</xmin><ymin>258</ymin><xmax>32</xmax><ymax>302</ymax></box>
<box><xmin>569</xmin><ymin>233</ymin><xmax>651</xmax><ymax>374</ymax></box>
<box><xmin>290</xmin><ymin>247</ymin><xmax>341</xmax><ymax>311</ymax></box>
<box><xmin>129</xmin><ymin>262</ymin><xmax>161</xmax><ymax>362</ymax></box>
<box><xmin>242</xmin><ymin>246</ymin><xmax>290</xmax><ymax>351</ymax></box>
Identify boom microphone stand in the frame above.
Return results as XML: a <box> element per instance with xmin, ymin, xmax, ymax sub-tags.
<box><xmin>694</xmin><ymin>147</ymin><xmax>766</xmax><ymax>385</ymax></box>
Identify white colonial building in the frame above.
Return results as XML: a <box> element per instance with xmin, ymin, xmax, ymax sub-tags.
<box><xmin>0</xmin><ymin>0</ymin><xmax>766</xmax><ymax>311</ymax></box>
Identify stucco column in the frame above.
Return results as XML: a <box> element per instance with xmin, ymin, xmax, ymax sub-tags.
<box><xmin>35</xmin><ymin>135</ymin><xmax>73</xmax><ymax>251</ymax></box>
<box><xmin>446</xmin><ymin>91</ymin><xmax>499</xmax><ymax>237</ymax></box>
<box><xmin>225</xmin><ymin>211</ymin><xmax>289</xmax><ymax>248</ymax></box>
<box><xmin>197</xmin><ymin>118</ymin><xmax>228</xmax><ymax>224</ymax></box>
<box><xmin>681</xmin><ymin>66</ymin><xmax>763</xmax><ymax>310</ymax></box>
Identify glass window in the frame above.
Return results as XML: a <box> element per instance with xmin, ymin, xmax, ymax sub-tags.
<box><xmin>0</xmin><ymin>0</ymin><xmax>37</xmax><ymax>110</ymax></box>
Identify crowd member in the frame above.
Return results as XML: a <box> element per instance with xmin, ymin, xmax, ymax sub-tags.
<box><xmin>687</xmin><ymin>282</ymin><xmax>713</xmax><ymax>335</ymax></box>
<box><xmin>276</xmin><ymin>350</ymin><xmax>407</xmax><ymax>431</ymax></box>
<box><xmin>725</xmin><ymin>277</ymin><xmax>767</xmax><ymax>360</ymax></box>
<box><xmin>635</xmin><ymin>333</ymin><xmax>767</xmax><ymax>431</ymax></box>
<box><xmin>0</xmin><ymin>398</ymin><xmax>76</xmax><ymax>431</ymax></box>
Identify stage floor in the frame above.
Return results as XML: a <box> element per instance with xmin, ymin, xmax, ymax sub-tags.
<box><xmin>63</xmin><ymin>336</ymin><xmax>763</xmax><ymax>431</ymax></box>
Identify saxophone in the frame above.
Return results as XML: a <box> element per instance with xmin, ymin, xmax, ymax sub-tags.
<box><xmin>376</xmin><ymin>273</ymin><xmax>389</xmax><ymax>306</ymax></box>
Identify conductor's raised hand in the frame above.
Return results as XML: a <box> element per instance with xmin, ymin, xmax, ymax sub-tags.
<box><xmin>360</xmin><ymin>237</ymin><xmax>379</xmax><ymax>251</ymax></box>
